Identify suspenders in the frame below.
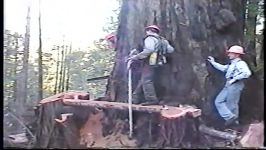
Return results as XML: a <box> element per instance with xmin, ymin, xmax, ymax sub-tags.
<box><xmin>227</xmin><ymin>59</ymin><xmax>242</xmax><ymax>79</ymax></box>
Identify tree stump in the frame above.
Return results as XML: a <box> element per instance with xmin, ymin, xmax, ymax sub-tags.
<box><xmin>240</xmin><ymin>122</ymin><xmax>264</xmax><ymax>148</ymax></box>
<box><xmin>156</xmin><ymin>110</ymin><xmax>200</xmax><ymax>148</ymax></box>
<box><xmin>34</xmin><ymin>91</ymin><xmax>90</xmax><ymax>148</ymax></box>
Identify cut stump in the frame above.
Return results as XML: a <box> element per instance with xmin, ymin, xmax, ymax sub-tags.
<box><xmin>35</xmin><ymin>91</ymin><xmax>203</xmax><ymax>148</ymax></box>
<box><xmin>240</xmin><ymin>122</ymin><xmax>264</xmax><ymax>148</ymax></box>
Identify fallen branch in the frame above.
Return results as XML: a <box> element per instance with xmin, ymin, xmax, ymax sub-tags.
<box><xmin>8</xmin><ymin>112</ymin><xmax>35</xmax><ymax>140</ymax></box>
<box><xmin>199</xmin><ymin>124</ymin><xmax>238</xmax><ymax>141</ymax></box>
<box><xmin>86</xmin><ymin>75</ymin><xmax>109</xmax><ymax>82</ymax></box>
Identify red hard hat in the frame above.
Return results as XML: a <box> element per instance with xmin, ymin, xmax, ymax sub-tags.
<box><xmin>226</xmin><ymin>45</ymin><xmax>245</xmax><ymax>54</ymax></box>
<box><xmin>105</xmin><ymin>33</ymin><xmax>115</xmax><ymax>40</ymax></box>
<box><xmin>145</xmin><ymin>25</ymin><xmax>160</xmax><ymax>32</ymax></box>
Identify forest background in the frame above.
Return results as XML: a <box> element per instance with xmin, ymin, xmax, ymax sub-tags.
<box><xmin>4</xmin><ymin>0</ymin><xmax>264</xmax><ymax>137</ymax></box>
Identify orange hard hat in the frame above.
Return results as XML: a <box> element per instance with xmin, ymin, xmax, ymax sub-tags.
<box><xmin>145</xmin><ymin>25</ymin><xmax>160</xmax><ymax>32</ymax></box>
<box><xmin>226</xmin><ymin>45</ymin><xmax>245</xmax><ymax>54</ymax></box>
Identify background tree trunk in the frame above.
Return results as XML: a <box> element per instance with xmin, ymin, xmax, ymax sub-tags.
<box><xmin>65</xmin><ymin>43</ymin><xmax>72</xmax><ymax>91</ymax></box>
<box><xmin>38</xmin><ymin>0</ymin><xmax>43</xmax><ymax>101</ymax></box>
<box><xmin>13</xmin><ymin>5</ymin><xmax>31</xmax><ymax>132</ymax></box>
<box><xmin>62</xmin><ymin>45</ymin><xmax>68</xmax><ymax>92</ymax></box>
<box><xmin>240</xmin><ymin>0</ymin><xmax>263</xmax><ymax>123</ymax></box>
<box><xmin>244</xmin><ymin>0</ymin><xmax>258</xmax><ymax>68</ymax></box>
<box><xmin>13</xmin><ymin>36</ymin><xmax>19</xmax><ymax>103</ymax></box>
<box><xmin>54</xmin><ymin>46</ymin><xmax>60</xmax><ymax>94</ymax></box>
<box><xmin>58</xmin><ymin>45</ymin><xmax>65</xmax><ymax>93</ymax></box>
<box><xmin>106</xmin><ymin>0</ymin><xmax>261</xmax><ymax>125</ymax></box>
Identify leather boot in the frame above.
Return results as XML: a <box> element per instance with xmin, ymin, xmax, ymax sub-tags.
<box><xmin>225</xmin><ymin>116</ymin><xmax>238</xmax><ymax>127</ymax></box>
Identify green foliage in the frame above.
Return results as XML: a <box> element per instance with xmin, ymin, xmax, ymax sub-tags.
<box><xmin>102</xmin><ymin>5</ymin><xmax>120</xmax><ymax>34</ymax></box>
<box><xmin>67</xmin><ymin>41</ymin><xmax>115</xmax><ymax>98</ymax></box>
<box><xmin>3</xmin><ymin>30</ymin><xmax>23</xmax><ymax>107</ymax></box>
<box><xmin>4</xmin><ymin>1</ymin><xmax>120</xmax><ymax>103</ymax></box>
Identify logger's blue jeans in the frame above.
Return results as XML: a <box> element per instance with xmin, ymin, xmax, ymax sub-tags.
<box><xmin>214</xmin><ymin>80</ymin><xmax>244</xmax><ymax>121</ymax></box>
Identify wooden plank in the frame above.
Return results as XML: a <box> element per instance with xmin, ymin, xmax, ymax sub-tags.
<box><xmin>62</xmin><ymin>99</ymin><xmax>201</xmax><ymax>118</ymax></box>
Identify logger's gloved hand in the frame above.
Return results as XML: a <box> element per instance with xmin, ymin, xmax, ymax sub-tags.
<box><xmin>127</xmin><ymin>55</ymin><xmax>138</xmax><ymax>62</ymax></box>
<box><xmin>129</xmin><ymin>49</ymin><xmax>139</xmax><ymax>56</ymax></box>
<box><xmin>207</xmin><ymin>56</ymin><xmax>215</xmax><ymax>64</ymax></box>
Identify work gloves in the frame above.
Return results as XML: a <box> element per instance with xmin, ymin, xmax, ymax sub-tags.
<box><xmin>207</xmin><ymin>56</ymin><xmax>215</xmax><ymax>64</ymax></box>
<box><xmin>127</xmin><ymin>49</ymin><xmax>139</xmax><ymax>62</ymax></box>
<box><xmin>127</xmin><ymin>55</ymin><xmax>138</xmax><ymax>61</ymax></box>
<box><xmin>129</xmin><ymin>49</ymin><xmax>138</xmax><ymax>56</ymax></box>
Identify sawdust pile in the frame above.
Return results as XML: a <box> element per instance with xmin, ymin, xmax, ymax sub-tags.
<box><xmin>79</xmin><ymin>111</ymin><xmax>137</xmax><ymax>148</ymax></box>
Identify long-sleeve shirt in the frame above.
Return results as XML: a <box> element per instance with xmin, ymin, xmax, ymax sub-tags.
<box><xmin>211</xmin><ymin>58</ymin><xmax>252</xmax><ymax>81</ymax></box>
<box><xmin>134</xmin><ymin>32</ymin><xmax>174</xmax><ymax>59</ymax></box>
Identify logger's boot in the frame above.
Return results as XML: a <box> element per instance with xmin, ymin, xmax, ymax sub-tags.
<box><xmin>225</xmin><ymin>116</ymin><xmax>238</xmax><ymax>127</ymax></box>
<box><xmin>132</xmin><ymin>93</ymin><xmax>141</xmax><ymax>104</ymax></box>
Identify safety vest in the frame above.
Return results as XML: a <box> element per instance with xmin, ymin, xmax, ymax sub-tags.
<box><xmin>144</xmin><ymin>35</ymin><xmax>168</xmax><ymax>66</ymax></box>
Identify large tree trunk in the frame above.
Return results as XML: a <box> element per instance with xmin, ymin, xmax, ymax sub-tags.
<box><xmin>106</xmin><ymin>0</ymin><xmax>253</xmax><ymax>125</ymax></box>
<box><xmin>102</xmin><ymin>0</ymin><xmax>249</xmax><ymax>148</ymax></box>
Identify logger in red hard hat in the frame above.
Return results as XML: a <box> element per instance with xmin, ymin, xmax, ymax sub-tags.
<box><xmin>105</xmin><ymin>33</ymin><xmax>116</xmax><ymax>49</ymax></box>
<box><xmin>207</xmin><ymin>45</ymin><xmax>251</xmax><ymax>127</ymax></box>
<box><xmin>127</xmin><ymin>24</ymin><xmax>174</xmax><ymax>106</ymax></box>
